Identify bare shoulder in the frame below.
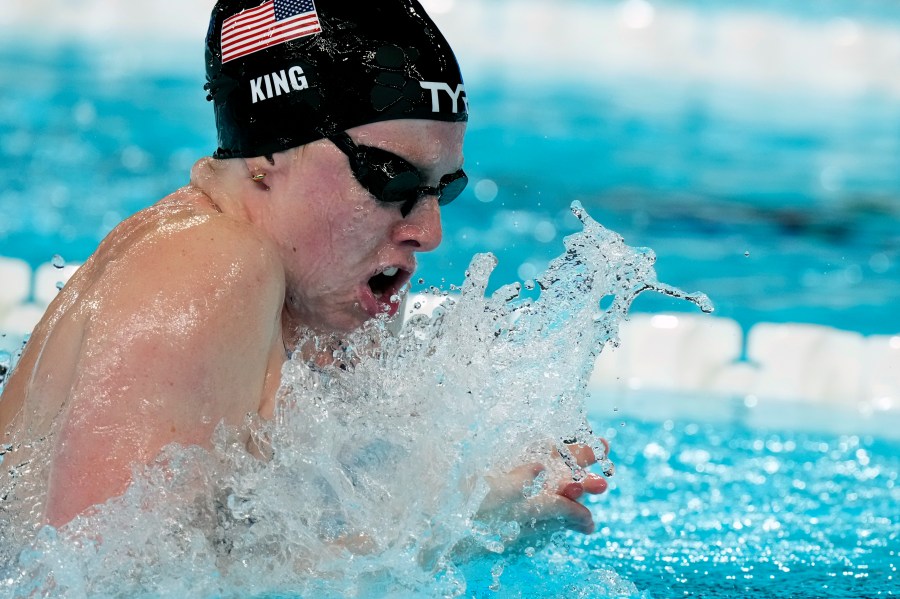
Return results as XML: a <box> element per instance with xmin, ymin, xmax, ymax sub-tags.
<box><xmin>71</xmin><ymin>186</ymin><xmax>288</xmax><ymax>422</ymax></box>
<box><xmin>17</xmin><ymin>189</ymin><xmax>290</xmax><ymax>526</ymax></box>
<box><xmin>88</xmin><ymin>187</ymin><xmax>284</xmax><ymax>316</ymax></box>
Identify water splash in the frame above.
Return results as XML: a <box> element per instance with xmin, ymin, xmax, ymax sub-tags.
<box><xmin>1</xmin><ymin>203</ymin><xmax>708</xmax><ymax>598</ymax></box>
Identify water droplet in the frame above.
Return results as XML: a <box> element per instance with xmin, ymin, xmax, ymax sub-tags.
<box><xmin>413</xmin><ymin>302</ymin><xmax>422</xmax><ymax>310</ymax></box>
<box><xmin>489</xmin><ymin>559</ymin><xmax>506</xmax><ymax>591</ymax></box>
<box><xmin>51</xmin><ymin>254</ymin><xmax>65</xmax><ymax>269</ymax></box>
<box><xmin>55</xmin><ymin>281</ymin><xmax>65</xmax><ymax>291</ymax></box>
<box><xmin>601</xmin><ymin>460</ymin><xmax>616</xmax><ymax>477</ymax></box>
<box><xmin>0</xmin><ymin>350</ymin><xmax>11</xmax><ymax>384</ymax></box>
<box><xmin>523</xmin><ymin>469</ymin><xmax>547</xmax><ymax>498</ymax></box>
<box><xmin>571</xmin><ymin>466</ymin><xmax>586</xmax><ymax>482</ymax></box>
<box><xmin>744</xmin><ymin>251</ymin><xmax>751</xmax><ymax>258</ymax></box>
<box><xmin>523</xmin><ymin>279</ymin><xmax>535</xmax><ymax>290</ymax></box>
<box><xmin>524</xmin><ymin>546</ymin><xmax>536</xmax><ymax>557</ymax></box>
<box><xmin>418</xmin><ymin>278</ymin><xmax>425</xmax><ymax>285</ymax></box>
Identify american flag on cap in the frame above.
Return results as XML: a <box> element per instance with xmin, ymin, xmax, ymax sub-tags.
<box><xmin>221</xmin><ymin>0</ymin><xmax>321</xmax><ymax>64</ymax></box>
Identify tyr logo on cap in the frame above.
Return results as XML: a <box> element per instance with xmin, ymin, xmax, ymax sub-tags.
<box><xmin>419</xmin><ymin>82</ymin><xmax>467</xmax><ymax>114</ymax></box>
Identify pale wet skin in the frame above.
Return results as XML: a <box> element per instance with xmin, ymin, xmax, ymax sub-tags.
<box><xmin>0</xmin><ymin>119</ymin><xmax>606</xmax><ymax>545</ymax></box>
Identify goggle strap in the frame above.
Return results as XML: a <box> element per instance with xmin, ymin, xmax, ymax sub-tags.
<box><xmin>326</xmin><ymin>132</ymin><xmax>366</xmax><ymax>173</ymax></box>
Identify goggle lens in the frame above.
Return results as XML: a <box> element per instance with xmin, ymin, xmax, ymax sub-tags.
<box><xmin>329</xmin><ymin>132</ymin><xmax>468</xmax><ymax>216</ymax></box>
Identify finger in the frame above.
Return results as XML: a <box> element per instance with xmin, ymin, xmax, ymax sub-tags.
<box><xmin>598</xmin><ymin>437</ymin><xmax>610</xmax><ymax>457</ymax></box>
<box><xmin>561</xmin><ymin>443</ymin><xmax>596</xmax><ymax>467</ymax></box>
<box><xmin>582</xmin><ymin>473</ymin><xmax>608</xmax><ymax>495</ymax></box>
<box><xmin>530</xmin><ymin>495</ymin><xmax>595</xmax><ymax>535</ymax></box>
<box><xmin>559</xmin><ymin>481</ymin><xmax>584</xmax><ymax>501</ymax></box>
<box><xmin>490</xmin><ymin>462</ymin><xmax>545</xmax><ymax>485</ymax></box>
<box><xmin>484</xmin><ymin>462</ymin><xmax>547</xmax><ymax>508</ymax></box>
<box><xmin>567</xmin><ymin>500</ymin><xmax>596</xmax><ymax>534</ymax></box>
<box><xmin>558</xmin><ymin>473</ymin><xmax>607</xmax><ymax>499</ymax></box>
<box><xmin>505</xmin><ymin>462</ymin><xmax>546</xmax><ymax>487</ymax></box>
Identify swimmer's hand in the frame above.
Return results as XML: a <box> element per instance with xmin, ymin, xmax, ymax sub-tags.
<box><xmin>476</xmin><ymin>440</ymin><xmax>609</xmax><ymax>539</ymax></box>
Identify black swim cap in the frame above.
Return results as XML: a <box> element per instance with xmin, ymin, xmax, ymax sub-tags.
<box><xmin>205</xmin><ymin>0</ymin><xmax>468</xmax><ymax>159</ymax></box>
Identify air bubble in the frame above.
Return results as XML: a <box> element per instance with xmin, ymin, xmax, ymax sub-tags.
<box><xmin>51</xmin><ymin>254</ymin><xmax>65</xmax><ymax>269</ymax></box>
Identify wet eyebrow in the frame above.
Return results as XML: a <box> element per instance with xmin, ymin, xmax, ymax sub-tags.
<box><xmin>417</xmin><ymin>153</ymin><xmax>465</xmax><ymax>180</ymax></box>
<box><xmin>399</xmin><ymin>152</ymin><xmax>464</xmax><ymax>181</ymax></box>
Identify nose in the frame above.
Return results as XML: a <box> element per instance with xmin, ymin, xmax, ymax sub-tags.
<box><xmin>391</xmin><ymin>196</ymin><xmax>443</xmax><ymax>252</ymax></box>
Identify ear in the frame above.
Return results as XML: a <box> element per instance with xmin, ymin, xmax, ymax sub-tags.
<box><xmin>242</xmin><ymin>157</ymin><xmax>267</xmax><ymax>191</ymax></box>
<box><xmin>244</xmin><ymin>155</ymin><xmax>279</xmax><ymax>191</ymax></box>
<box><xmin>244</xmin><ymin>155</ymin><xmax>274</xmax><ymax>176</ymax></box>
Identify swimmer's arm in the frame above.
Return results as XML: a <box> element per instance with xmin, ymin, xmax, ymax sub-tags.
<box><xmin>44</xmin><ymin>220</ymin><xmax>283</xmax><ymax>528</ymax></box>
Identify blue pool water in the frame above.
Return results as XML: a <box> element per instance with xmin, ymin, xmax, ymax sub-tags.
<box><xmin>2</xmin><ymin>1</ymin><xmax>900</xmax><ymax>597</ymax></box>
<box><xmin>580</xmin><ymin>396</ymin><xmax>900</xmax><ymax>598</ymax></box>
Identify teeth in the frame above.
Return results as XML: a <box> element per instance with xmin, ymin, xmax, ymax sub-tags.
<box><xmin>382</xmin><ymin>266</ymin><xmax>399</xmax><ymax>277</ymax></box>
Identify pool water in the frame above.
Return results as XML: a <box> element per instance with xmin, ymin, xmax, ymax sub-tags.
<box><xmin>7</xmin><ymin>408</ymin><xmax>896</xmax><ymax>598</ymax></box>
<box><xmin>577</xmin><ymin>397</ymin><xmax>899</xmax><ymax>598</ymax></box>
<box><xmin>431</xmin><ymin>395</ymin><xmax>900</xmax><ymax>599</ymax></box>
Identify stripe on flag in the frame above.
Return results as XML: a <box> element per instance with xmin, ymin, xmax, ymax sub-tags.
<box><xmin>221</xmin><ymin>0</ymin><xmax>320</xmax><ymax>64</ymax></box>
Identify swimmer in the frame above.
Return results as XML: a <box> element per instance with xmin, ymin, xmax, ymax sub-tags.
<box><xmin>0</xmin><ymin>0</ymin><xmax>607</xmax><ymax>545</ymax></box>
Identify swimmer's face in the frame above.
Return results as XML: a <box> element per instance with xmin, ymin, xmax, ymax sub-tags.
<box><xmin>259</xmin><ymin>119</ymin><xmax>466</xmax><ymax>333</ymax></box>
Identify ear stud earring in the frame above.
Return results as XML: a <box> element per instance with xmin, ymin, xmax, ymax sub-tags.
<box><xmin>251</xmin><ymin>173</ymin><xmax>267</xmax><ymax>182</ymax></box>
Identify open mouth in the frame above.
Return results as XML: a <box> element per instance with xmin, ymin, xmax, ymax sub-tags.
<box><xmin>362</xmin><ymin>265</ymin><xmax>411</xmax><ymax>318</ymax></box>
<box><xmin>368</xmin><ymin>266</ymin><xmax>401</xmax><ymax>299</ymax></box>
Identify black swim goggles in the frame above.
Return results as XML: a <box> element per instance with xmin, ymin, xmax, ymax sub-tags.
<box><xmin>327</xmin><ymin>131</ymin><xmax>468</xmax><ymax>217</ymax></box>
